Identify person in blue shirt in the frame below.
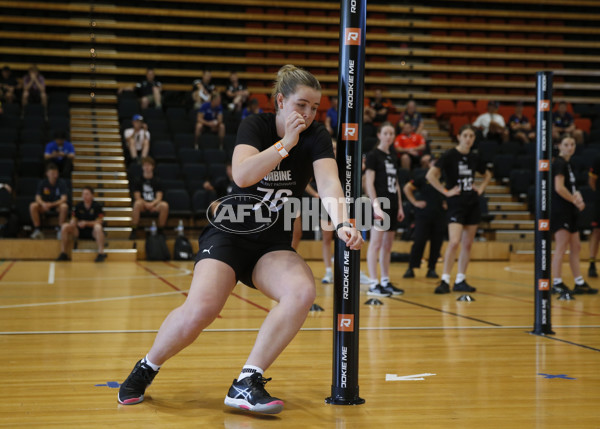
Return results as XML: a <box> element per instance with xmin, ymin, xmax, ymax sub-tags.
<box><xmin>241</xmin><ymin>98</ymin><xmax>263</xmax><ymax>120</ymax></box>
<box><xmin>325</xmin><ymin>96</ymin><xmax>338</xmax><ymax>136</ymax></box>
<box><xmin>44</xmin><ymin>130</ymin><xmax>75</xmax><ymax>178</ymax></box>
<box><xmin>553</xmin><ymin>101</ymin><xmax>584</xmax><ymax>145</ymax></box>
<box><xmin>195</xmin><ymin>92</ymin><xmax>225</xmax><ymax>147</ymax></box>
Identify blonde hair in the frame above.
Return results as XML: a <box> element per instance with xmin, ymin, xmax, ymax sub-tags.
<box><xmin>272</xmin><ymin>64</ymin><xmax>321</xmax><ymax>112</ymax></box>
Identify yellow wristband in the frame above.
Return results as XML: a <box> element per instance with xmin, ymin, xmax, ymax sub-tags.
<box><xmin>274</xmin><ymin>140</ymin><xmax>289</xmax><ymax>158</ymax></box>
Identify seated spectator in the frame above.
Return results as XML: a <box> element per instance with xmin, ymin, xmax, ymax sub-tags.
<box><xmin>473</xmin><ymin>101</ymin><xmax>509</xmax><ymax>143</ymax></box>
<box><xmin>553</xmin><ymin>101</ymin><xmax>584</xmax><ymax>145</ymax></box>
<box><xmin>135</xmin><ymin>68</ymin><xmax>162</xmax><ymax>110</ymax></box>
<box><xmin>225</xmin><ymin>72</ymin><xmax>249</xmax><ymax>112</ymax></box>
<box><xmin>21</xmin><ymin>65</ymin><xmax>47</xmax><ymax>114</ymax></box>
<box><xmin>44</xmin><ymin>131</ymin><xmax>75</xmax><ymax>178</ymax></box>
<box><xmin>29</xmin><ymin>163</ymin><xmax>69</xmax><ymax>239</ymax></box>
<box><xmin>325</xmin><ymin>96</ymin><xmax>338</xmax><ymax>137</ymax></box>
<box><xmin>56</xmin><ymin>186</ymin><xmax>106</xmax><ymax>262</ymax></box>
<box><xmin>364</xmin><ymin>89</ymin><xmax>392</xmax><ymax>124</ymax></box>
<box><xmin>398</xmin><ymin>99</ymin><xmax>428</xmax><ymax>139</ymax></box>
<box><xmin>393</xmin><ymin>122</ymin><xmax>431</xmax><ymax>170</ymax></box>
<box><xmin>0</xmin><ymin>65</ymin><xmax>17</xmax><ymax>104</ymax></box>
<box><xmin>195</xmin><ymin>92</ymin><xmax>225</xmax><ymax>146</ymax></box>
<box><xmin>124</xmin><ymin>114</ymin><xmax>150</xmax><ymax>164</ymax></box>
<box><xmin>130</xmin><ymin>157</ymin><xmax>169</xmax><ymax>239</ymax></box>
<box><xmin>509</xmin><ymin>101</ymin><xmax>535</xmax><ymax>144</ymax></box>
<box><xmin>203</xmin><ymin>162</ymin><xmax>233</xmax><ymax>198</ymax></box>
<box><xmin>241</xmin><ymin>98</ymin><xmax>263</xmax><ymax>120</ymax></box>
<box><xmin>192</xmin><ymin>70</ymin><xmax>215</xmax><ymax>110</ymax></box>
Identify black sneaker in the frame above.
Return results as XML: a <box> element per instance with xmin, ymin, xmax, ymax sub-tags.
<box><xmin>382</xmin><ymin>282</ymin><xmax>404</xmax><ymax>295</ymax></box>
<box><xmin>95</xmin><ymin>253</ymin><xmax>107</xmax><ymax>263</ymax></box>
<box><xmin>453</xmin><ymin>280</ymin><xmax>476</xmax><ymax>292</ymax></box>
<box><xmin>367</xmin><ymin>284</ymin><xmax>392</xmax><ymax>297</ymax></box>
<box><xmin>572</xmin><ymin>282</ymin><xmax>599</xmax><ymax>295</ymax></box>
<box><xmin>118</xmin><ymin>360</ymin><xmax>159</xmax><ymax>405</ymax></box>
<box><xmin>426</xmin><ymin>269</ymin><xmax>439</xmax><ymax>279</ymax></box>
<box><xmin>434</xmin><ymin>280</ymin><xmax>450</xmax><ymax>294</ymax></box>
<box><xmin>224</xmin><ymin>373</ymin><xmax>284</xmax><ymax>414</ymax></box>
<box><xmin>403</xmin><ymin>268</ymin><xmax>415</xmax><ymax>278</ymax></box>
<box><xmin>56</xmin><ymin>252</ymin><xmax>69</xmax><ymax>261</ymax></box>
<box><xmin>552</xmin><ymin>282</ymin><xmax>571</xmax><ymax>295</ymax></box>
<box><xmin>588</xmin><ymin>264</ymin><xmax>598</xmax><ymax>278</ymax></box>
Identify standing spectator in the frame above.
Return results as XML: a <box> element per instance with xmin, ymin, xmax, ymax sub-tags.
<box><xmin>325</xmin><ymin>96</ymin><xmax>338</xmax><ymax>137</ymax></box>
<box><xmin>56</xmin><ymin>186</ymin><xmax>106</xmax><ymax>262</ymax></box>
<box><xmin>402</xmin><ymin>161</ymin><xmax>446</xmax><ymax>279</ymax></box>
<box><xmin>508</xmin><ymin>101</ymin><xmax>535</xmax><ymax>144</ymax></box>
<box><xmin>553</xmin><ymin>101</ymin><xmax>584</xmax><ymax>145</ymax></box>
<box><xmin>124</xmin><ymin>114</ymin><xmax>150</xmax><ymax>164</ymax></box>
<box><xmin>241</xmin><ymin>98</ymin><xmax>263</xmax><ymax>120</ymax></box>
<box><xmin>0</xmin><ymin>65</ymin><xmax>17</xmax><ymax>104</ymax></box>
<box><xmin>225</xmin><ymin>72</ymin><xmax>249</xmax><ymax>112</ymax></box>
<box><xmin>192</xmin><ymin>70</ymin><xmax>215</xmax><ymax>110</ymax></box>
<box><xmin>398</xmin><ymin>99</ymin><xmax>427</xmax><ymax>139</ymax></box>
<box><xmin>393</xmin><ymin>122</ymin><xmax>430</xmax><ymax>170</ymax></box>
<box><xmin>29</xmin><ymin>163</ymin><xmax>69</xmax><ymax>239</ymax></box>
<box><xmin>473</xmin><ymin>101</ymin><xmax>509</xmax><ymax>143</ymax></box>
<box><xmin>130</xmin><ymin>157</ymin><xmax>169</xmax><ymax>239</ymax></box>
<box><xmin>587</xmin><ymin>155</ymin><xmax>600</xmax><ymax>277</ymax></box>
<box><xmin>135</xmin><ymin>68</ymin><xmax>162</xmax><ymax>110</ymax></box>
<box><xmin>195</xmin><ymin>92</ymin><xmax>225</xmax><ymax>147</ymax></box>
<box><xmin>426</xmin><ymin>124</ymin><xmax>492</xmax><ymax>294</ymax></box>
<box><xmin>44</xmin><ymin>131</ymin><xmax>75</xmax><ymax>178</ymax></box>
<box><xmin>364</xmin><ymin>122</ymin><xmax>405</xmax><ymax>297</ymax></box>
<box><xmin>364</xmin><ymin>89</ymin><xmax>392</xmax><ymax>124</ymax></box>
<box><xmin>551</xmin><ymin>136</ymin><xmax>597</xmax><ymax>295</ymax></box>
<box><xmin>21</xmin><ymin>65</ymin><xmax>47</xmax><ymax>114</ymax></box>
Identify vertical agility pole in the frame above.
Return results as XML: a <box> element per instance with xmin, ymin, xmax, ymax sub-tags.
<box><xmin>532</xmin><ymin>71</ymin><xmax>555</xmax><ymax>336</ymax></box>
<box><xmin>326</xmin><ymin>0</ymin><xmax>366</xmax><ymax>406</ymax></box>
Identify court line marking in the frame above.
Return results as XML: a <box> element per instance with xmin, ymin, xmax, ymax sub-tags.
<box><xmin>135</xmin><ymin>261</ymin><xmax>188</xmax><ymax>297</ymax></box>
<box><xmin>0</xmin><ymin>290</ymin><xmax>189</xmax><ymax>309</ymax></box>
<box><xmin>0</xmin><ymin>269</ymin><xmax>193</xmax><ymax>285</ymax></box>
<box><xmin>48</xmin><ymin>262</ymin><xmax>55</xmax><ymax>285</ymax></box>
<box><xmin>0</xmin><ymin>260</ymin><xmax>15</xmax><ymax>282</ymax></box>
<box><xmin>533</xmin><ymin>333</ymin><xmax>600</xmax><ymax>353</ymax></box>
<box><xmin>1</xmin><ymin>325</ymin><xmax>599</xmax><ymax>335</ymax></box>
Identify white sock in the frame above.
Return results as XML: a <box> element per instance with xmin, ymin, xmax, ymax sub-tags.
<box><xmin>456</xmin><ymin>273</ymin><xmax>466</xmax><ymax>284</ymax></box>
<box><xmin>442</xmin><ymin>274</ymin><xmax>451</xmax><ymax>283</ymax></box>
<box><xmin>325</xmin><ymin>267</ymin><xmax>332</xmax><ymax>275</ymax></box>
<box><xmin>553</xmin><ymin>278</ymin><xmax>563</xmax><ymax>285</ymax></box>
<box><xmin>368</xmin><ymin>278</ymin><xmax>378</xmax><ymax>288</ymax></box>
<box><xmin>238</xmin><ymin>365</ymin><xmax>263</xmax><ymax>381</ymax></box>
<box><xmin>142</xmin><ymin>355</ymin><xmax>161</xmax><ymax>372</ymax></box>
<box><xmin>380</xmin><ymin>277</ymin><xmax>389</xmax><ymax>286</ymax></box>
<box><xmin>574</xmin><ymin>276</ymin><xmax>585</xmax><ymax>286</ymax></box>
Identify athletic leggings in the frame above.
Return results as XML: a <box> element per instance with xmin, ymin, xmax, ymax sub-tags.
<box><xmin>408</xmin><ymin>216</ymin><xmax>446</xmax><ymax>270</ymax></box>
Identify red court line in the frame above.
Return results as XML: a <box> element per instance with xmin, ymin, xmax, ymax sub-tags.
<box><xmin>166</xmin><ymin>261</ymin><xmax>271</xmax><ymax>313</ymax></box>
<box><xmin>135</xmin><ymin>261</ymin><xmax>188</xmax><ymax>297</ymax></box>
<box><xmin>0</xmin><ymin>261</ymin><xmax>15</xmax><ymax>282</ymax></box>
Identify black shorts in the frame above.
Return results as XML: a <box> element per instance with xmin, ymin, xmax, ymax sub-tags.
<box><xmin>591</xmin><ymin>201</ymin><xmax>600</xmax><ymax>229</ymax></box>
<box><xmin>78</xmin><ymin>227</ymin><xmax>94</xmax><ymax>240</ymax></box>
<box><xmin>194</xmin><ymin>226</ymin><xmax>296</xmax><ymax>288</ymax></box>
<box><xmin>374</xmin><ymin>203</ymin><xmax>400</xmax><ymax>231</ymax></box>
<box><xmin>446</xmin><ymin>194</ymin><xmax>481</xmax><ymax>226</ymax></box>
<box><xmin>551</xmin><ymin>208</ymin><xmax>578</xmax><ymax>233</ymax></box>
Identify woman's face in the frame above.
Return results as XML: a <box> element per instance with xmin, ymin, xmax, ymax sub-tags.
<box><xmin>457</xmin><ymin>128</ymin><xmax>476</xmax><ymax>150</ymax></box>
<box><xmin>559</xmin><ymin>137</ymin><xmax>576</xmax><ymax>157</ymax></box>
<box><xmin>377</xmin><ymin>125</ymin><xmax>395</xmax><ymax>145</ymax></box>
<box><xmin>278</xmin><ymin>85</ymin><xmax>321</xmax><ymax>129</ymax></box>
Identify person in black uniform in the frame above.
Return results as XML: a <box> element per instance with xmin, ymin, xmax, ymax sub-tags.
<box><xmin>551</xmin><ymin>136</ymin><xmax>597</xmax><ymax>295</ymax></box>
<box><xmin>56</xmin><ymin>186</ymin><xmax>106</xmax><ymax>262</ymax></box>
<box><xmin>118</xmin><ymin>65</ymin><xmax>363</xmax><ymax>414</ymax></box>
<box><xmin>426</xmin><ymin>124</ymin><xmax>492</xmax><ymax>294</ymax></box>
<box><xmin>403</xmin><ymin>158</ymin><xmax>446</xmax><ymax>279</ymax></box>
<box><xmin>364</xmin><ymin>122</ymin><xmax>405</xmax><ymax>297</ymax></box>
<box><xmin>587</xmin><ymin>154</ymin><xmax>600</xmax><ymax>277</ymax></box>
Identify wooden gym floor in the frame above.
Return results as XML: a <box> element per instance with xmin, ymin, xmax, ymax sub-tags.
<box><xmin>0</xmin><ymin>259</ymin><xmax>598</xmax><ymax>428</ymax></box>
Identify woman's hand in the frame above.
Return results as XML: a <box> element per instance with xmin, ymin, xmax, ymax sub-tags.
<box><xmin>337</xmin><ymin>226</ymin><xmax>363</xmax><ymax>250</ymax></box>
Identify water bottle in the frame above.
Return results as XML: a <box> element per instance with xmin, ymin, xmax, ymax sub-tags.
<box><xmin>176</xmin><ymin>219</ymin><xmax>184</xmax><ymax>236</ymax></box>
<box><xmin>150</xmin><ymin>220</ymin><xmax>157</xmax><ymax>236</ymax></box>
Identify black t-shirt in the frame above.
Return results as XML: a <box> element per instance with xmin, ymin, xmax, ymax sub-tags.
<box><xmin>365</xmin><ymin>148</ymin><xmax>399</xmax><ymax>206</ymax></box>
<box><xmin>217</xmin><ymin>113</ymin><xmax>334</xmax><ymax>243</ymax></box>
<box><xmin>134</xmin><ymin>176</ymin><xmax>163</xmax><ymax>202</ymax></box>
<box><xmin>552</xmin><ymin>156</ymin><xmax>577</xmax><ymax>212</ymax></box>
<box><xmin>437</xmin><ymin>148</ymin><xmax>487</xmax><ymax>202</ymax></box>
<box><xmin>226</xmin><ymin>82</ymin><xmax>246</xmax><ymax>102</ymax></box>
<box><xmin>36</xmin><ymin>178</ymin><xmax>69</xmax><ymax>203</ymax></box>
<box><xmin>0</xmin><ymin>74</ymin><xmax>17</xmax><ymax>88</ymax></box>
<box><xmin>410</xmin><ymin>172</ymin><xmax>445</xmax><ymax>219</ymax></box>
<box><xmin>73</xmin><ymin>201</ymin><xmax>104</xmax><ymax>223</ymax></box>
<box><xmin>135</xmin><ymin>79</ymin><xmax>161</xmax><ymax>97</ymax></box>
<box><xmin>590</xmin><ymin>155</ymin><xmax>600</xmax><ymax>198</ymax></box>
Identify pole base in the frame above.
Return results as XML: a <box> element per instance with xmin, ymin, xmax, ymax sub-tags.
<box><xmin>325</xmin><ymin>395</ymin><xmax>365</xmax><ymax>405</ymax></box>
<box><xmin>364</xmin><ymin>298</ymin><xmax>384</xmax><ymax>305</ymax></box>
<box><xmin>530</xmin><ymin>329</ymin><xmax>556</xmax><ymax>336</ymax></box>
<box><xmin>456</xmin><ymin>294</ymin><xmax>475</xmax><ymax>302</ymax></box>
<box><xmin>310</xmin><ymin>303</ymin><xmax>325</xmax><ymax>312</ymax></box>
